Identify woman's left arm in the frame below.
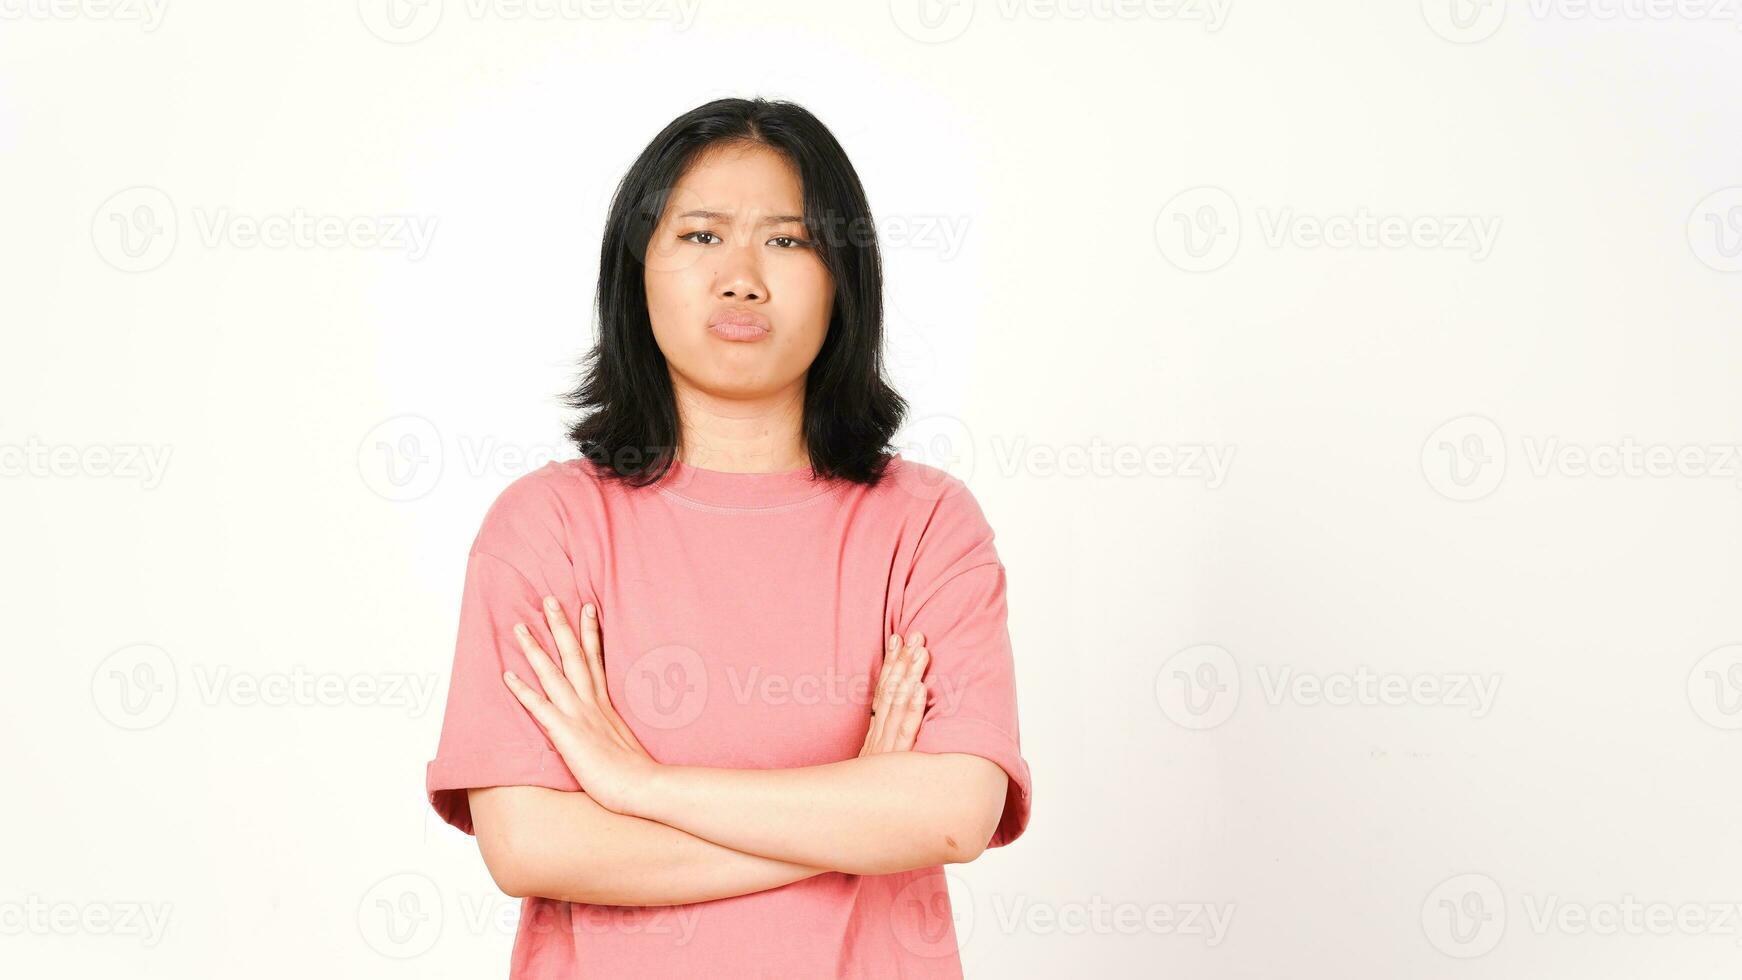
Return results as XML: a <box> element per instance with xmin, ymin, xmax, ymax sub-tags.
<box><xmin>622</xmin><ymin>749</ymin><xmax>1010</xmax><ymax>876</ymax></box>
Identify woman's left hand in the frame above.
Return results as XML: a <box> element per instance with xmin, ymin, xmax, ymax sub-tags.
<box><xmin>501</xmin><ymin>595</ymin><xmax>657</xmax><ymax>815</ymax></box>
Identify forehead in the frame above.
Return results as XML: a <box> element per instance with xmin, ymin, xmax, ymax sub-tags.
<box><xmin>670</xmin><ymin>143</ymin><xmax>805</xmax><ymax>217</ymax></box>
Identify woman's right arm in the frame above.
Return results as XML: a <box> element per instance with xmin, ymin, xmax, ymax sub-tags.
<box><xmin>470</xmin><ymin>784</ymin><xmax>828</xmax><ymax>906</ymax></box>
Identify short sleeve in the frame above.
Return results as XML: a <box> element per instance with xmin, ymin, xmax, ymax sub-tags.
<box><xmin>900</xmin><ymin>479</ymin><xmax>1033</xmax><ymax>849</ymax></box>
<box><xmin>425</xmin><ymin>472</ymin><xmax>589</xmax><ymax>835</ymax></box>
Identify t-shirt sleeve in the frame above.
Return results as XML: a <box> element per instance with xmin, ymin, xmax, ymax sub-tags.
<box><xmin>425</xmin><ymin>473</ymin><xmax>588</xmax><ymax>836</ymax></box>
<box><xmin>900</xmin><ymin>479</ymin><xmax>1033</xmax><ymax>849</ymax></box>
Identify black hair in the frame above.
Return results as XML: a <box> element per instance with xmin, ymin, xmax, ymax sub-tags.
<box><xmin>563</xmin><ymin>97</ymin><xmax>906</xmax><ymax>489</ymax></box>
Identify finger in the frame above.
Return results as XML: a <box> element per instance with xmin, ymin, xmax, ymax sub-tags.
<box><xmin>502</xmin><ymin>669</ymin><xmax>563</xmax><ymax>732</ymax></box>
<box><xmin>541</xmin><ymin>597</ymin><xmax>591</xmax><ymax>698</ymax></box>
<box><xmin>868</xmin><ymin>638</ymin><xmax>896</xmax><ymax>715</ymax></box>
<box><xmin>874</xmin><ymin>646</ymin><xmax>920</xmax><ymax>754</ymax></box>
<box><xmin>861</xmin><ymin>637</ymin><xmax>901</xmax><ymax>755</ymax></box>
<box><xmin>864</xmin><ymin>690</ymin><xmax>894</xmax><ymax>755</ymax></box>
<box><xmin>871</xmin><ymin>637</ymin><xmax>898</xmax><ymax>706</ymax></box>
<box><xmin>882</xmin><ymin>639</ymin><xmax>928</xmax><ymax>753</ymax></box>
<box><xmin>870</xmin><ymin>637</ymin><xmax>895</xmax><ymax>704</ymax></box>
<box><xmin>870</xmin><ymin>691</ymin><xmax>896</xmax><ymax>754</ymax></box>
<box><xmin>597</xmin><ymin>687</ymin><xmax>646</xmax><ymax>758</ymax></box>
<box><xmin>889</xmin><ymin>635</ymin><xmax>924</xmax><ymax>700</ymax></box>
<box><xmin>893</xmin><ymin>681</ymin><xmax>927</xmax><ymax>750</ymax></box>
<box><xmin>575</xmin><ymin>602</ymin><xmax>636</xmax><ymax>748</ymax></box>
<box><xmin>874</xmin><ymin>676</ymin><xmax>914</xmax><ymax>754</ymax></box>
<box><xmin>872</xmin><ymin>641</ymin><xmax>909</xmax><ymax>733</ymax></box>
<box><xmin>861</xmin><ymin>689</ymin><xmax>887</xmax><ymax>756</ymax></box>
<box><xmin>578</xmin><ymin>601</ymin><xmax>610</xmax><ymax>702</ymax></box>
<box><xmin>503</xmin><ymin>670</ymin><xmax>589</xmax><ymax>772</ymax></box>
<box><xmin>513</xmin><ymin>623</ymin><xmax>582</xmax><ymax>715</ymax></box>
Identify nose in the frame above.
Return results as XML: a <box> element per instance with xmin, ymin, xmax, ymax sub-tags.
<box><xmin>714</xmin><ymin>246</ymin><xmax>767</xmax><ymax>303</ymax></box>
<box><xmin>717</xmin><ymin>274</ymin><xmax>764</xmax><ymax>302</ymax></box>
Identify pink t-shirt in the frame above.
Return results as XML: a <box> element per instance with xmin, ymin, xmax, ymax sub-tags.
<box><xmin>425</xmin><ymin>454</ymin><xmax>1032</xmax><ymax>978</ymax></box>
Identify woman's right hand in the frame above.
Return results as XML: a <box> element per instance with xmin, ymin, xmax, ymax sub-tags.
<box><xmin>858</xmin><ymin>631</ymin><xmax>929</xmax><ymax>756</ymax></box>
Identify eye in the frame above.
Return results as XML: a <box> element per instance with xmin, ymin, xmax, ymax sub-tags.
<box><xmin>680</xmin><ymin>230</ymin><xmax>721</xmax><ymax>245</ymax></box>
<box><xmin>769</xmin><ymin>235</ymin><xmax>813</xmax><ymax>249</ymax></box>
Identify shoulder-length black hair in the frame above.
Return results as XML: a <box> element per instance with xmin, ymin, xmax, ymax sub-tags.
<box><xmin>563</xmin><ymin>97</ymin><xmax>906</xmax><ymax>489</ymax></box>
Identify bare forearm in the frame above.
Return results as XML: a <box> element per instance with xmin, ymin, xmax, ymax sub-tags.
<box><xmin>627</xmin><ymin>752</ymin><xmax>1006</xmax><ymax>877</ymax></box>
<box><xmin>470</xmin><ymin>786</ymin><xmax>828</xmax><ymax>907</ymax></box>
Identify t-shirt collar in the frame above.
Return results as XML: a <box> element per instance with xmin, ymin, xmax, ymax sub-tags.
<box><xmin>653</xmin><ymin>456</ymin><xmax>841</xmax><ymax>511</ymax></box>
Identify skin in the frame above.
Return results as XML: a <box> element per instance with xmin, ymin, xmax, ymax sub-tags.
<box><xmin>643</xmin><ymin>140</ymin><xmax>832</xmax><ymax>473</ymax></box>
<box><xmin>472</xmin><ymin>617</ymin><xmax>934</xmax><ymax>905</ymax></box>
<box><xmin>468</xmin><ymin>143</ymin><xmax>1009</xmax><ymax>903</ymax></box>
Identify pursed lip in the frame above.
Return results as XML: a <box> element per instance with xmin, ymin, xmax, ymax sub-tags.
<box><xmin>708</xmin><ymin>309</ymin><xmax>771</xmax><ymax>332</ymax></box>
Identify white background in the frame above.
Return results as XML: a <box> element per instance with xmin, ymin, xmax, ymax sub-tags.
<box><xmin>4</xmin><ymin>1</ymin><xmax>1742</xmax><ymax>977</ymax></box>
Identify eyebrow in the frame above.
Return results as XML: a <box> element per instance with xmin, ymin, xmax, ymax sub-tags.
<box><xmin>675</xmin><ymin>209</ymin><xmax>807</xmax><ymax>226</ymax></box>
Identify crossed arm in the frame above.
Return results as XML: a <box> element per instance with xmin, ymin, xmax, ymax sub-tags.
<box><xmin>469</xmin><ymin>598</ymin><xmax>1010</xmax><ymax>906</ymax></box>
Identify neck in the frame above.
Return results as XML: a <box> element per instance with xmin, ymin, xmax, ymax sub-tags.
<box><xmin>671</xmin><ymin>377</ymin><xmax>808</xmax><ymax>474</ymax></box>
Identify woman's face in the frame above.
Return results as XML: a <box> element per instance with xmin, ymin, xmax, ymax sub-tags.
<box><xmin>643</xmin><ymin>142</ymin><xmax>834</xmax><ymax>403</ymax></box>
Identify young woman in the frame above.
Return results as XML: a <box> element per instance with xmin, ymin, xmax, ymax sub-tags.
<box><xmin>424</xmin><ymin>97</ymin><xmax>1032</xmax><ymax>978</ymax></box>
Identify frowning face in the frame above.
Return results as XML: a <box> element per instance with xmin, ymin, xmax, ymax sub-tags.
<box><xmin>643</xmin><ymin>142</ymin><xmax>835</xmax><ymax>402</ymax></box>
